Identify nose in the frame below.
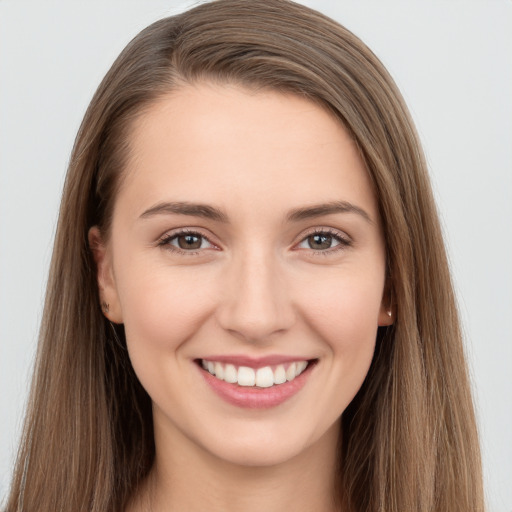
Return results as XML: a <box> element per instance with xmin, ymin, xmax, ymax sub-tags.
<box><xmin>216</xmin><ymin>247</ymin><xmax>295</xmax><ymax>343</ymax></box>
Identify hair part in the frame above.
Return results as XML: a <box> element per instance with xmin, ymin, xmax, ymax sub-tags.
<box><xmin>6</xmin><ymin>1</ymin><xmax>484</xmax><ymax>511</ymax></box>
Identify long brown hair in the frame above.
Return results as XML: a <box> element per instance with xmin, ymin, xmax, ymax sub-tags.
<box><xmin>5</xmin><ymin>1</ymin><xmax>484</xmax><ymax>511</ymax></box>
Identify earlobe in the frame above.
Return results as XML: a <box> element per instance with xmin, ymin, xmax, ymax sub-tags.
<box><xmin>88</xmin><ymin>226</ymin><xmax>123</xmax><ymax>323</ymax></box>
<box><xmin>378</xmin><ymin>306</ymin><xmax>394</xmax><ymax>326</ymax></box>
<box><xmin>378</xmin><ymin>280</ymin><xmax>394</xmax><ymax>326</ymax></box>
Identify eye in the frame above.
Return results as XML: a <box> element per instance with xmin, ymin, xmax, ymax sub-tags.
<box><xmin>158</xmin><ymin>230</ymin><xmax>215</xmax><ymax>253</ymax></box>
<box><xmin>296</xmin><ymin>229</ymin><xmax>351</xmax><ymax>252</ymax></box>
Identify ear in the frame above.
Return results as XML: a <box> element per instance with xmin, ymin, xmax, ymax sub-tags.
<box><xmin>88</xmin><ymin>226</ymin><xmax>123</xmax><ymax>324</ymax></box>
<box><xmin>378</xmin><ymin>279</ymin><xmax>394</xmax><ymax>327</ymax></box>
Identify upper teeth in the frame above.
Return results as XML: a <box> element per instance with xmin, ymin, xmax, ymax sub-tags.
<box><xmin>201</xmin><ymin>359</ymin><xmax>309</xmax><ymax>388</ymax></box>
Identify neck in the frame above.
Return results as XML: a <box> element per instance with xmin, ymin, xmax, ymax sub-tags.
<box><xmin>130</xmin><ymin>419</ymin><xmax>341</xmax><ymax>512</ymax></box>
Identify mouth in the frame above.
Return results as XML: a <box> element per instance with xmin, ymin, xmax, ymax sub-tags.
<box><xmin>195</xmin><ymin>357</ymin><xmax>318</xmax><ymax>408</ymax></box>
<box><xmin>197</xmin><ymin>358</ymin><xmax>312</xmax><ymax>387</ymax></box>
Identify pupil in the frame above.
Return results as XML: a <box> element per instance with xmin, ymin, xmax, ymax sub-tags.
<box><xmin>309</xmin><ymin>234</ymin><xmax>331</xmax><ymax>250</ymax></box>
<box><xmin>178</xmin><ymin>234</ymin><xmax>201</xmax><ymax>250</ymax></box>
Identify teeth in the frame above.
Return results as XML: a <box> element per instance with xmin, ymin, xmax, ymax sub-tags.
<box><xmin>224</xmin><ymin>364</ymin><xmax>237</xmax><ymax>383</ymax></box>
<box><xmin>201</xmin><ymin>359</ymin><xmax>310</xmax><ymax>388</ymax></box>
<box><xmin>255</xmin><ymin>366</ymin><xmax>274</xmax><ymax>388</ymax></box>
<box><xmin>296</xmin><ymin>361</ymin><xmax>308</xmax><ymax>375</ymax></box>
<box><xmin>274</xmin><ymin>365</ymin><xmax>286</xmax><ymax>384</ymax></box>
<box><xmin>214</xmin><ymin>362</ymin><xmax>224</xmax><ymax>380</ymax></box>
<box><xmin>238</xmin><ymin>366</ymin><xmax>255</xmax><ymax>386</ymax></box>
<box><xmin>285</xmin><ymin>363</ymin><xmax>296</xmax><ymax>381</ymax></box>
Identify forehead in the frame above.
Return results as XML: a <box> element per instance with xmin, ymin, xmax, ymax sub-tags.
<box><xmin>117</xmin><ymin>83</ymin><xmax>379</xmax><ymax>223</ymax></box>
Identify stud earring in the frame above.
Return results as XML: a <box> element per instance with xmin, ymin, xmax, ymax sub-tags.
<box><xmin>101</xmin><ymin>301</ymin><xmax>110</xmax><ymax>313</ymax></box>
<box><xmin>386</xmin><ymin>309</ymin><xmax>392</xmax><ymax>318</ymax></box>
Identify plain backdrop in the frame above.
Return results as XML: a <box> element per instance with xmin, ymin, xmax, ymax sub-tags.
<box><xmin>1</xmin><ymin>1</ymin><xmax>511</xmax><ymax>510</ymax></box>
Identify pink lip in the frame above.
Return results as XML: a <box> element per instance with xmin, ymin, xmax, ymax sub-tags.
<box><xmin>197</xmin><ymin>359</ymin><xmax>316</xmax><ymax>409</ymax></box>
<box><xmin>199</xmin><ymin>354</ymin><xmax>311</xmax><ymax>369</ymax></box>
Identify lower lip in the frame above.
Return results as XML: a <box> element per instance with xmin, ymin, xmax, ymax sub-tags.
<box><xmin>198</xmin><ymin>363</ymin><xmax>314</xmax><ymax>409</ymax></box>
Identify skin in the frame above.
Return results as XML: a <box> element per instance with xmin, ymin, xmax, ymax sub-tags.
<box><xmin>90</xmin><ymin>83</ymin><xmax>393</xmax><ymax>512</ymax></box>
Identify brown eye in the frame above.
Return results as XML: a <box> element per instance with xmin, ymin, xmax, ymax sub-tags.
<box><xmin>296</xmin><ymin>230</ymin><xmax>350</xmax><ymax>253</ymax></box>
<box><xmin>307</xmin><ymin>233</ymin><xmax>335</xmax><ymax>250</ymax></box>
<box><xmin>177</xmin><ymin>234</ymin><xmax>203</xmax><ymax>250</ymax></box>
<box><xmin>159</xmin><ymin>231</ymin><xmax>214</xmax><ymax>252</ymax></box>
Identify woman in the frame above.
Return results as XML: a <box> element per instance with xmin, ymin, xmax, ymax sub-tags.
<box><xmin>4</xmin><ymin>1</ymin><xmax>484</xmax><ymax>511</ymax></box>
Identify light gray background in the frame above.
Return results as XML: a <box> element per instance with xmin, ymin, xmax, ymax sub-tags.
<box><xmin>1</xmin><ymin>1</ymin><xmax>511</xmax><ymax>510</ymax></box>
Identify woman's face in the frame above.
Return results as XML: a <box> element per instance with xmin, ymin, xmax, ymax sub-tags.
<box><xmin>91</xmin><ymin>83</ymin><xmax>392</xmax><ymax>468</ymax></box>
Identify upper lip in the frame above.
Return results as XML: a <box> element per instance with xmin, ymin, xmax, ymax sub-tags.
<box><xmin>197</xmin><ymin>354</ymin><xmax>316</xmax><ymax>369</ymax></box>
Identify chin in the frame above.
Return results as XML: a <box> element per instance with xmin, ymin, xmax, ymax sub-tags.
<box><xmin>207</xmin><ymin>438</ymin><xmax>308</xmax><ymax>468</ymax></box>
<box><xmin>193</xmin><ymin>419</ymin><xmax>339</xmax><ymax>469</ymax></box>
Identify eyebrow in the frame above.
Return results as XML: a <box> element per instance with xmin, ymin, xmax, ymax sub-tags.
<box><xmin>286</xmin><ymin>201</ymin><xmax>373</xmax><ymax>224</ymax></box>
<box><xmin>139</xmin><ymin>200</ymin><xmax>372</xmax><ymax>224</ymax></box>
<box><xmin>139</xmin><ymin>201</ymin><xmax>228</xmax><ymax>222</ymax></box>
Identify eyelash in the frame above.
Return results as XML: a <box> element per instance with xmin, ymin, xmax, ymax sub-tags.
<box><xmin>297</xmin><ymin>228</ymin><xmax>352</xmax><ymax>256</ymax></box>
<box><xmin>157</xmin><ymin>227</ymin><xmax>352</xmax><ymax>256</ymax></box>
<box><xmin>157</xmin><ymin>229</ymin><xmax>216</xmax><ymax>256</ymax></box>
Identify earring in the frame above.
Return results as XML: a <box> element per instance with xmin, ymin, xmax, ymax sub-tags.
<box><xmin>101</xmin><ymin>301</ymin><xmax>110</xmax><ymax>313</ymax></box>
<box><xmin>386</xmin><ymin>309</ymin><xmax>392</xmax><ymax>318</ymax></box>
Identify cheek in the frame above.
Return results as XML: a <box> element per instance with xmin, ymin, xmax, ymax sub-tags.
<box><xmin>115</xmin><ymin>259</ymin><xmax>215</xmax><ymax>361</ymax></box>
<box><xmin>296</xmin><ymin>266</ymin><xmax>384</xmax><ymax>382</ymax></box>
<box><xmin>297</xmin><ymin>263</ymin><xmax>385</xmax><ymax>337</ymax></box>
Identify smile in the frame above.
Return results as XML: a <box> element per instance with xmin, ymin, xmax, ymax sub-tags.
<box><xmin>200</xmin><ymin>359</ymin><xmax>309</xmax><ymax>388</ymax></box>
<box><xmin>197</xmin><ymin>357</ymin><xmax>317</xmax><ymax>409</ymax></box>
